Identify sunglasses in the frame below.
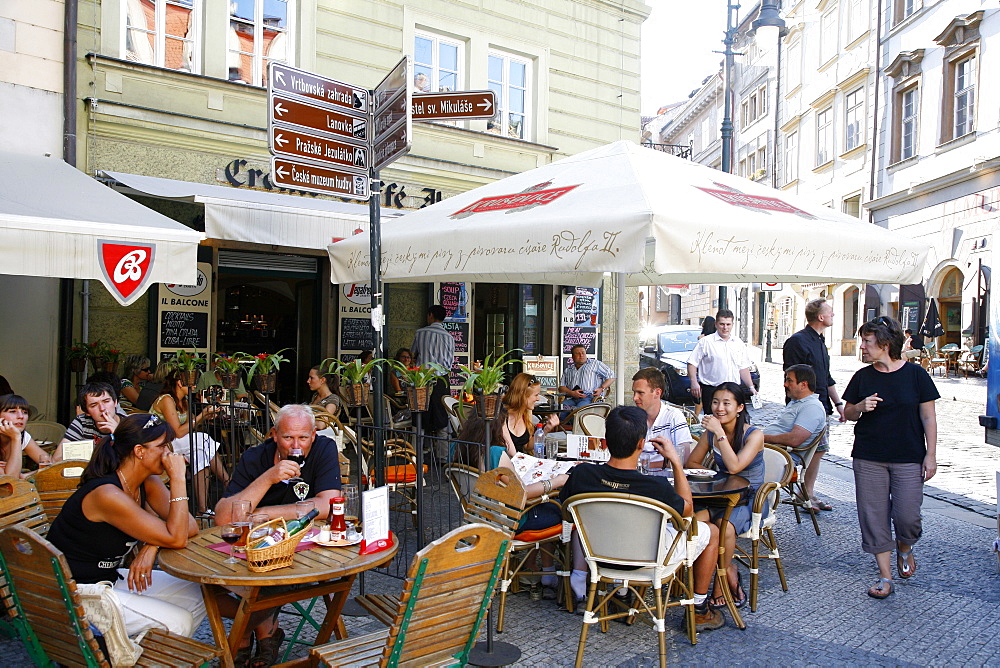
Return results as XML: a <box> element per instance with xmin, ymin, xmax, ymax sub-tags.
<box><xmin>142</xmin><ymin>414</ymin><xmax>161</xmax><ymax>430</ymax></box>
<box><xmin>141</xmin><ymin>367</ymin><xmax>152</xmax><ymax>373</ymax></box>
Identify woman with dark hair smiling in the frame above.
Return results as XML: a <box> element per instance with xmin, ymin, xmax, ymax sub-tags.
<box><xmin>842</xmin><ymin>316</ymin><xmax>938</xmax><ymax>600</ymax></box>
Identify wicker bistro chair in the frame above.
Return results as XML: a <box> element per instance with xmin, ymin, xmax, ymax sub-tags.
<box><xmin>733</xmin><ymin>445</ymin><xmax>794</xmax><ymax>612</ymax></box>
<box><xmin>444</xmin><ymin>462</ymin><xmax>480</xmax><ymax>513</ymax></box>
<box><xmin>463</xmin><ymin>467</ymin><xmax>573</xmax><ymax>631</ymax></box>
<box><xmin>563</xmin><ymin>493</ymin><xmax>700</xmax><ymax>668</ymax></box>
<box><xmin>26</xmin><ymin>460</ymin><xmax>89</xmax><ymax>525</ymax></box>
<box><xmin>779</xmin><ymin>426</ymin><xmax>828</xmax><ymax>536</ymax></box>
<box><xmin>0</xmin><ymin>526</ymin><xmax>221</xmax><ymax>668</ymax></box>
<box><xmin>310</xmin><ymin>523</ymin><xmax>509</xmax><ymax>668</ymax></box>
<box><xmin>959</xmin><ymin>345</ymin><xmax>985</xmax><ymax>377</ymax></box>
<box><xmin>579</xmin><ymin>413</ymin><xmax>606</xmax><ymax>438</ymax></box>
<box><xmin>565</xmin><ymin>402</ymin><xmax>611</xmax><ymax>433</ymax></box>
<box><xmin>21</xmin><ymin>421</ymin><xmax>66</xmax><ymax>450</ymax></box>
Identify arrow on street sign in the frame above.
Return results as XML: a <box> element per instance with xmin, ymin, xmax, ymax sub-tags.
<box><xmin>268</xmin><ymin>62</ymin><xmax>369</xmax><ymax>115</ymax></box>
<box><xmin>269</xmin><ymin>126</ymin><xmax>369</xmax><ymax>174</ymax></box>
<box><xmin>270</xmin><ymin>157</ymin><xmax>371</xmax><ymax>201</ymax></box>
<box><xmin>412</xmin><ymin>90</ymin><xmax>497</xmax><ymax>121</ymax></box>
<box><xmin>372</xmin><ymin>120</ymin><xmax>410</xmax><ymax>172</ymax></box>
<box><xmin>269</xmin><ymin>93</ymin><xmax>369</xmax><ymax>144</ymax></box>
<box><xmin>369</xmin><ymin>56</ymin><xmax>411</xmax><ymax>172</ymax></box>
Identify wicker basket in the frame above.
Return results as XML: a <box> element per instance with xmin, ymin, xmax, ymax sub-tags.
<box><xmin>244</xmin><ymin>517</ymin><xmax>313</xmax><ymax>573</ymax></box>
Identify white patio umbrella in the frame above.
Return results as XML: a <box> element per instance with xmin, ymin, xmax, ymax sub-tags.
<box><xmin>328</xmin><ymin>140</ymin><xmax>929</xmax><ymax>402</ymax></box>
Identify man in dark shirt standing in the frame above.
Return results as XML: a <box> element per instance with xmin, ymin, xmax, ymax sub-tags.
<box><xmin>781</xmin><ymin>298</ymin><xmax>846</xmax><ymax>511</ymax></box>
<box><xmin>560</xmin><ymin>406</ymin><xmax>723</xmax><ymax>631</ymax></box>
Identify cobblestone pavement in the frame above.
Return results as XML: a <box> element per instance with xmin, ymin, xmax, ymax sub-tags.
<box><xmin>1</xmin><ymin>352</ymin><xmax>998</xmax><ymax>666</ymax></box>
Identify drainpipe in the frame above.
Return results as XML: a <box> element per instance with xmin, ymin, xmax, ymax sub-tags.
<box><xmin>57</xmin><ymin>0</ymin><xmax>79</xmax><ymax>423</ymax></box>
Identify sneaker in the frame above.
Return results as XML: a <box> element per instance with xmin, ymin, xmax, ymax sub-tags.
<box><xmin>529</xmin><ymin>583</ymin><xmax>543</xmax><ymax>601</ymax></box>
<box><xmin>541</xmin><ymin>585</ymin><xmax>557</xmax><ymax>601</ymax></box>
<box><xmin>686</xmin><ymin>603</ymin><xmax>725</xmax><ymax>632</ymax></box>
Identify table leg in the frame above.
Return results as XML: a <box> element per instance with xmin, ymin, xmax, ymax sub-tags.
<box><xmin>228</xmin><ymin>586</ymin><xmax>261</xmax><ymax>659</ymax></box>
<box><xmin>314</xmin><ymin>575</ymin><xmax>356</xmax><ymax>645</ymax></box>
<box><xmin>202</xmin><ymin>584</ymin><xmax>235</xmax><ymax>668</ymax></box>
<box><xmin>716</xmin><ymin>503</ymin><xmax>746</xmax><ymax>630</ymax></box>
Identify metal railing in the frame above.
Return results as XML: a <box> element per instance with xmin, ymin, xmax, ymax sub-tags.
<box><xmin>640</xmin><ymin>140</ymin><xmax>693</xmax><ymax>159</ymax></box>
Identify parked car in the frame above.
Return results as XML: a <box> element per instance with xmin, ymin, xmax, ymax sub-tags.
<box><xmin>638</xmin><ymin>325</ymin><xmax>760</xmax><ymax>405</ymax></box>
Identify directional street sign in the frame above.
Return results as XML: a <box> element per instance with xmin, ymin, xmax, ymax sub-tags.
<box><xmin>269</xmin><ymin>93</ymin><xmax>369</xmax><ymax>144</ymax></box>
<box><xmin>372</xmin><ymin>89</ymin><xmax>408</xmax><ymax>143</ymax></box>
<box><xmin>268</xmin><ymin>62</ymin><xmax>369</xmax><ymax>115</ymax></box>
<box><xmin>373</xmin><ymin>56</ymin><xmax>408</xmax><ymax>111</ymax></box>
<box><xmin>412</xmin><ymin>90</ymin><xmax>496</xmax><ymax>121</ymax></box>
<box><xmin>270</xmin><ymin>157</ymin><xmax>371</xmax><ymax>201</ymax></box>
<box><xmin>372</xmin><ymin>121</ymin><xmax>409</xmax><ymax>172</ymax></box>
<box><xmin>269</xmin><ymin>126</ymin><xmax>369</xmax><ymax>173</ymax></box>
<box><xmin>371</xmin><ymin>56</ymin><xmax>411</xmax><ymax>172</ymax></box>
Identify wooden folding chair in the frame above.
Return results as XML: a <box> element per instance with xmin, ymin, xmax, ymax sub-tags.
<box><xmin>463</xmin><ymin>467</ymin><xmax>572</xmax><ymax>630</ymax></box>
<box><xmin>779</xmin><ymin>426</ymin><xmax>827</xmax><ymax>536</ymax></box>
<box><xmin>26</xmin><ymin>460</ymin><xmax>89</xmax><ymax>524</ymax></box>
<box><xmin>0</xmin><ymin>477</ymin><xmax>50</xmax><ymax>650</ymax></box>
<box><xmin>0</xmin><ymin>526</ymin><xmax>221</xmax><ymax>668</ymax></box>
<box><xmin>310</xmin><ymin>523</ymin><xmax>509</xmax><ymax>667</ymax></box>
<box><xmin>734</xmin><ymin>445</ymin><xmax>793</xmax><ymax>611</ymax></box>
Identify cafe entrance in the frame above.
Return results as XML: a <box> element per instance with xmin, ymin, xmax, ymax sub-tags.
<box><xmin>215</xmin><ymin>250</ymin><xmax>323</xmax><ymax>405</ymax></box>
<box><xmin>472</xmin><ymin>283</ymin><xmax>552</xmax><ymax>364</ymax></box>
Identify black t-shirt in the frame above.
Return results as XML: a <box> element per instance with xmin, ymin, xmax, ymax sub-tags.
<box><xmin>842</xmin><ymin>362</ymin><xmax>940</xmax><ymax>463</ymax></box>
<box><xmin>224</xmin><ymin>435</ymin><xmax>341</xmax><ymax>507</ymax></box>
<box><xmin>49</xmin><ymin>474</ymin><xmax>144</xmax><ymax>583</ymax></box>
<box><xmin>559</xmin><ymin>463</ymin><xmax>684</xmax><ymax>515</ymax></box>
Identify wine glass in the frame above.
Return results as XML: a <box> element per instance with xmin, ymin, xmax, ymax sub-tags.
<box><xmin>221</xmin><ymin>524</ymin><xmax>241</xmax><ymax>564</ymax></box>
<box><xmin>231</xmin><ymin>500</ymin><xmax>251</xmax><ymax>555</ymax></box>
<box><xmin>248</xmin><ymin>513</ymin><xmax>270</xmax><ymax>545</ymax></box>
<box><xmin>341</xmin><ymin>484</ymin><xmax>360</xmax><ymax>532</ymax></box>
<box><xmin>288</xmin><ymin>447</ymin><xmax>310</xmax><ymax>500</ymax></box>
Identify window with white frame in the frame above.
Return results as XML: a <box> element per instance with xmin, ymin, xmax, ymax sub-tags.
<box><xmin>125</xmin><ymin>0</ymin><xmax>199</xmax><ymax>72</ymax></box>
<box><xmin>900</xmin><ymin>86</ymin><xmax>919</xmax><ymax>160</ymax></box>
<box><xmin>894</xmin><ymin>0</ymin><xmax>920</xmax><ymax>25</ymax></box>
<box><xmin>783</xmin><ymin>130</ymin><xmax>798</xmax><ymax>183</ymax></box>
<box><xmin>487</xmin><ymin>51</ymin><xmax>530</xmax><ymax>140</ymax></box>
<box><xmin>819</xmin><ymin>10</ymin><xmax>837</xmax><ymax>64</ymax></box>
<box><xmin>758</xmin><ymin>85</ymin><xmax>767</xmax><ymax>117</ymax></box>
<box><xmin>844</xmin><ymin>88</ymin><xmax>864</xmax><ymax>151</ymax></box>
<box><xmin>755</xmin><ymin>146</ymin><xmax>767</xmax><ymax>179</ymax></box>
<box><xmin>414</xmin><ymin>32</ymin><xmax>463</xmax><ymax>93</ymax></box>
<box><xmin>227</xmin><ymin>0</ymin><xmax>290</xmax><ymax>86</ymax></box>
<box><xmin>953</xmin><ymin>56</ymin><xmax>975</xmax><ymax>137</ymax></box>
<box><xmin>816</xmin><ymin>107</ymin><xmax>833</xmax><ymax>166</ymax></box>
<box><xmin>845</xmin><ymin>0</ymin><xmax>866</xmax><ymax>44</ymax></box>
<box><xmin>786</xmin><ymin>40</ymin><xmax>802</xmax><ymax>88</ymax></box>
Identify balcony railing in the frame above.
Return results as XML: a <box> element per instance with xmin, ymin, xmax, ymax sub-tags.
<box><xmin>640</xmin><ymin>141</ymin><xmax>692</xmax><ymax>159</ymax></box>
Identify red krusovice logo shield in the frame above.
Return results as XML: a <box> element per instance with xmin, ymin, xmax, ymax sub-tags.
<box><xmin>97</xmin><ymin>241</ymin><xmax>156</xmax><ymax>306</ymax></box>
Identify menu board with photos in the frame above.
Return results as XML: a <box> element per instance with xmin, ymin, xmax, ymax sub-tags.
<box><xmin>573</xmin><ymin>287</ymin><xmax>599</xmax><ymax>324</ymax></box>
<box><xmin>439</xmin><ymin>282</ymin><xmax>468</xmax><ymax>321</ymax></box>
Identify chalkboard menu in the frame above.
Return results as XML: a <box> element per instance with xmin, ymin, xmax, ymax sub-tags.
<box><xmin>160</xmin><ymin>311</ymin><xmax>209</xmax><ymax>350</ymax></box>
<box><xmin>574</xmin><ymin>287</ymin><xmax>599</xmax><ymax>324</ymax></box>
<box><xmin>563</xmin><ymin>326</ymin><xmax>598</xmax><ymax>354</ymax></box>
<box><xmin>448</xmin><ymin>361</ymin><xmax>464</xmax><ymax>389</ymax></box>
<box><xmin>442</xmin><ymin>321</ymin><xmax>469</xmax><ymax>354</ymax></box>
<box><xmin>439</xmin><ymin>282</ymin><xmax>468</xmax><ymax>320</ymax></box>
<box><xmin>340</xmin><ymin>317</ymin><xmax>376</xmax><ymax>351</ymax></box>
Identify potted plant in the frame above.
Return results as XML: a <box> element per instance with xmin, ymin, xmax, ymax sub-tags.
<box><xmin>322</xmin><ymin>356</ymin><xmax>383</xmax><ymax>407</ymax></box>
<box><xmin>102</xmin><ymin>346</ymin><xmax>124</xmax><ymax>372</ymax></box>
<box><xmin>246</xmin><ymin>349</ymin><xmax>291</xmax><ymax>393</ymax></box>
<box><xmin>86</xmin><ymin>340</ymin><xmax>104</xmax><ymax>370</ymax></box>
<box><xmin>171</xmin><ymin>349</ymin><xmax>205</xmax><ymax>386</ymax></box>
<box><xmin>386</xmin><ymin>360</ymin><xmax>449</xmax><ymax>412</ymax></box>
<box><xmin>458</xmin><ymin>349</ymin><xmax>522</xmax><ymax>420</ymax></box>
<box><xmin>67</xmin><ymin>342</ymin><xmax>90</xmax><ymax>373</ymax></box>
<box><xmin>214</xmin><ymin>352</ymin><xmax>252</xmax><ymax>390</ymax></box>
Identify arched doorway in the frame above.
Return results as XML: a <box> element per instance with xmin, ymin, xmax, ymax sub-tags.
<box><xmin>938</xmin><ymin>267</ymin><xmax>963</xmax><ymax>347</ymax></box>
<box><xmin>841</xmin><ymin>287</ymin><xmax>859</xmax><ymax>355</ymax></box>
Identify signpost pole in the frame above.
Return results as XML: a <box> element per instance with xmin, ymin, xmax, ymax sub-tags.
<box><xmin>369</xmin><ymin>167</ymin><xmax>386</xmax><ymax>487</ymax></box>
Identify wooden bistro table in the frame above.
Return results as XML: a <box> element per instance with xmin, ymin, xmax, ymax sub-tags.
<box><xmin>159</xmin><ymin>527</ymin><xmax>398</xmax><ymax>668</ymax></box>
<box><xmin>648</xmin><ymin>470</ymin><xmax>750</xmax><ymax>630</ymax></box>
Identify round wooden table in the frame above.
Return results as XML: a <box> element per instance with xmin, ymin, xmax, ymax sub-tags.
<box><xmin>159</xmin><ymin>526</ymin><xmax>398</xmax><ymax>668</ymax></box>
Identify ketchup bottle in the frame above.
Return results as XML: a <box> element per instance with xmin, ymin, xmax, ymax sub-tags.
<box><xmin>329</xmin><ymin>497</ymin><xmax>347</xmax><ymax>542</ymax></box>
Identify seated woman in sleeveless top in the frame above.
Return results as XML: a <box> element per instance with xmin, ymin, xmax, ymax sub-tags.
<box><xmin>0</xmin><ymin>394</ymin><xmax>51</xmax><ymax>475</ymax></box>
<box><xmin>687</xmin><ymin>382</ymin><xmax>765</xmax><ymax>610</ymax></box>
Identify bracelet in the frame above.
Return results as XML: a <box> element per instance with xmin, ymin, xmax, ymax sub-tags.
<box><xmin>835</xmin><ymin>401</ymin><xmax>844</xmax><ymax>407</ymax></box>
<box><xmin>541</xmin><ymin>479</ymin><xmax>552</xmax><ymax>494</ymax></box>
<box><xmin>169</xmin><ymin>496</ymin><xmax>189</xmax><ymax>503</ymax></box>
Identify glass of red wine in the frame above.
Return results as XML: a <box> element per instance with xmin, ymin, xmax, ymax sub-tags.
<box><xmin>288</xmin><ymin>447</ymin><xmax>310</xmax><ymax>501</ymax></box>
<box><xmin>221</xmin><ymin>524</ymin><xmax>242</xmax><ymax>564</ymax></box>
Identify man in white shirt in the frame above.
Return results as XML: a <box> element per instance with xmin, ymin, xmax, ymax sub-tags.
<box><xmin>687</xmin><ymin>309</ymin><xmax>757</xmax><ymax>412</ymax></box>
<box><xmin>631</xmin><ymin>368</ymin><xmax>694</xmax><ymax>470</ymax></box>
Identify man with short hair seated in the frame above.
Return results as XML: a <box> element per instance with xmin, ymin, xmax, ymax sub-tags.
<box><xmin>54</xmin><ymin>382</ymin><xmax>129</xmax><ymax>461</ymax></box>
<box><xmin>631</xmin><ymin>367</ymin><xmax>695</xmax><ymax>470</ymax></box>
<box><xmin>762</xmin><ymin>364</ymin><xmax>830</xmax><ymax>510</ymax></box>
<box><xmin>214</xmin><ymin>404</ymin><xmax>342</xmax><ymax>666</ymax></box>
<box><xmin>560</xmin><ymin>406</ymin><xmax>724</xmax><ymax>631</ymax></box>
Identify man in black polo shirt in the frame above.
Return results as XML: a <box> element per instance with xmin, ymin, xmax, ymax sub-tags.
<box><xmin>560</xmin><ymin>406</ymin><xmax>723</xmax><ymax>631</ymax></box>
<box><xmin>216</xmin><ymin>404</ymin><xmax>341</xmax><ymax>523</ymax></box>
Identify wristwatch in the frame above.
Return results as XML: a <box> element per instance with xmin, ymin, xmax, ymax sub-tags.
<box><xmin>835</xmin><ymin>401</ymin><xmax>844</xmax><ymax>407</ymax></box>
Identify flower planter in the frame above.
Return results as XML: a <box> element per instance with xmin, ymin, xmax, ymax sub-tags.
<box><xmin>344</xmin><ymin>383</ymin><xmax>369</xmax><ymax>408</ymax></box>
<box><xmin>475</xmin><ymin>393</ymin><xmax>503</xmax><ymax>421</ymax></box>
<box><xmin>254</xmin><ymin>373</ymin><xmax>277</xmax><ymax>393</ymax></box>
<box><xmin>179</xmin><ymin>369</ymin><xmax>200</xmax><ymax>387</ymax></box>
<box><xmin>103</xmin><ymin>361</ymin><xmax>117</xmax><ymax>372</ymax></box>
<box><xmin>406</xmin><ymin>386</ymin><xmax>431</xmax><ymax>412</ymax></box>
<box><xmin>219</xmin><ymin>371</ymin><xmax>242</xmax><ymax>390</ymax></box>
<box><xmin>69</xmin><ymin>358</ymin><xmax>87</xmax><ymax>373</ymax></box>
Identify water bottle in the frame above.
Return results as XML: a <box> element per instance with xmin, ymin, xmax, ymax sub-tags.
<box><xmin>533</xmin><ymin>423</ymin><xmax>546</xmax><ymax>458</ymax></box>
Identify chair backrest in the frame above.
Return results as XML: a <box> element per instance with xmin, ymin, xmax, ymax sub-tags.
<box><xmin>444</xmin><ymin>463</ymin><xmax>480</xmax><ymax>511</ymax></box>
<box><xmin>579</xmin><ymin>413</ymin><xmax>606</xmax><ymax>437</ymax></box>
<box><xmin>22</xmin><ymin>420</ymin><xmax>66</xmax><ymax>446</ymax></box>
<box><xmin>942</xmin><ymin>343</ymin><xmax>959</xmax><ymax>351</ymax></box>
<box><xmin>463</xmin><ymin>467</ymin><xmax>527</xmax><ymax>533</ymax></box>
<box><xmin>569</xmin><ymin>402</ymin><xmax>611</xmax><ymax>433</ymax></box>
<box><xmin>0</xmin><ymin>477</ymin><xmax>50</xmax><ymax>621</ymax></box>
<box><xmin>564</xmin><ymin>493</ymin><xmax>686</xmax><ymax>570</ymax></box>
<box><xmin>761</xmin><ymin>445</ymin><xmax>794</xmax><ymax>487</ymax></box>
<box><xmin>27</xmin><ymin>460</ymin><xmax>87</xmax><ymax>524</ymax></box>
<box><xmin>0</xmin><ymin>526</ymin><xmax>108</xmax><ymax>667</ymax></box>
<box><xmin>786</xmin><ymin>425</ymin><xmax>827</xmax><ymax>468</ymax></box>
<box><xmin>253</xmin><ymin>391</ymin><xmax>280</xmax><ymax>421</ymax></box>
<box><xmin>379</xmin><ymin>523</ymin><xmax>509</xmax><ymax>667</ymax></box>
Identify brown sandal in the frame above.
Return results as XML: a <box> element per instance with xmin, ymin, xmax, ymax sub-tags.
<box><xmin>234</xmin><ymin>640</ymin><xmax>254</xmax><ymax>668</ymax></box>
<box><xmin>250</xmin><ymin>627</ymin><xmax>285</xmax><ymax>668</ymax></box>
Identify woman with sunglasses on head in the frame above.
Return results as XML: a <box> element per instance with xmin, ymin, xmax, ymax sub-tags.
<box><xmin>842</xmin><ymin>316</ymin><xmax>938</xmax><ymax>600</ymax></box>
<box><xmin>501</xmin><ymin>372</ymin><xmax>559</xmax><ymax>453</ymax></box>
<box><xmin>119</xmin><ymin>354</ymin><xmax>152</xmax><ymax>409</ymax></box>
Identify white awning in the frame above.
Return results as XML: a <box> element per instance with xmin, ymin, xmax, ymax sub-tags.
<box><xmin>102</xmin><ymin>171</ymin><xmax>380</xmax><ymax>250</ymax></box>
<box><xmin>0</xmin><ymin>152</ymin><xmax>203</xmax><ymax>304</ymax></box>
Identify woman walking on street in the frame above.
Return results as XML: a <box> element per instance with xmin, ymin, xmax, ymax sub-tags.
<box><xmin>842</xmin><ymin>316</ymin><xmax>938</xmax><ymax>599</ymax></box>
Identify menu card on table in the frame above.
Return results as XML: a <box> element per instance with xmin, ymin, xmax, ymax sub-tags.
<box><xmin>60</xmin><ymin>441</ymin><xmax>94</xmax><ymax>477</ymax></box>
<box><xmin>359</xmin><ymin>485</ymin><xmax>393</xmax><ymax>554</ymax></box>
<box><xmin>565</xmin><ymin>434</ymin><xmax>609</xmax><ymax>462</ymax></box>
